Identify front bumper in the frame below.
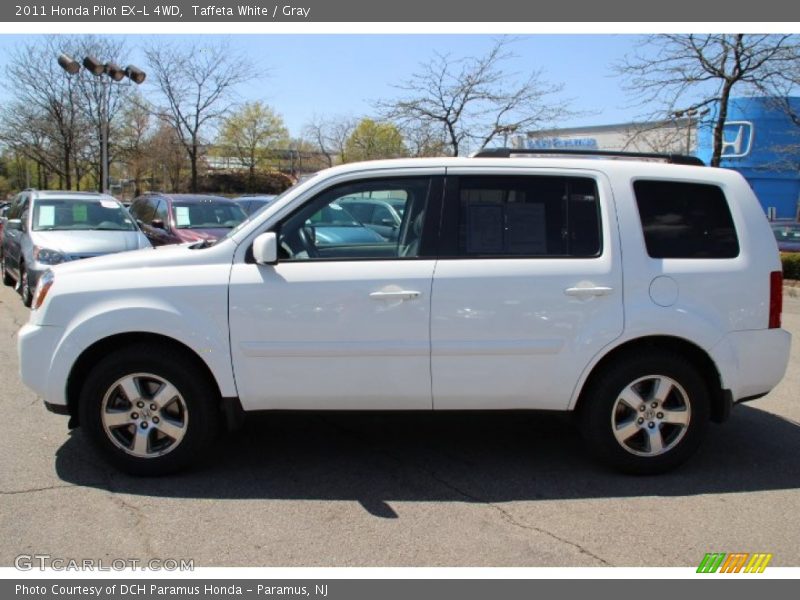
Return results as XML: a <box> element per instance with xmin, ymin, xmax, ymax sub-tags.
<box><xmin>18</xmin><ymin>322</ymin><xmax>66</xmax><ymax>410</ymax></box>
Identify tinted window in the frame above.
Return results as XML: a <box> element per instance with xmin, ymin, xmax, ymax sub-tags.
<box><xmin>634</xmin><ymin>181</ymin><xmax>739</xmax><ymax>259</ymax></box>
<box><xmin>130</xmin><ymin>198</ymin><xmax>157</xmax><ymax>223</ymax></box>
<box><xmin>154</xmin><ymin>200</ymin><xmax>169</xmax><ymax>224</ymax></box>
<box><xmin>456</xmin><ymin>176</ymin><xmax>601</xmax><ymax>257</ymax></box>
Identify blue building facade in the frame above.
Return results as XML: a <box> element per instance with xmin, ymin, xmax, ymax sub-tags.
<box><xmin>696</xmin><ymin>96</ymin><xmax>800</xmax><ymax>219</ymax></box>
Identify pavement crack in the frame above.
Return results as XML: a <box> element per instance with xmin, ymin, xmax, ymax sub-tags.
<box><xmin>318</xmin><ymin>416</ymin><xmax>612</xmax><ymax>566</ymax></box>
<box><xmin>103</xmin><ymin>473</ymin><xmax>157</xmax><ymax>556</ymax></box>
<box><xmin>422</xmin><ymin>467</ymin><xmax>612</xmax><ymax>566</ymax></box>
<box><xmin>0</xmin><ymin>484</ymin><xmax>77</xmax><ymax>495</ymax></box>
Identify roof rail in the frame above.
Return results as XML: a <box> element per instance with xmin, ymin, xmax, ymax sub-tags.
<box><xmin>472</xmin><ymin>147</ymin><xmax>705</xmax><ymax>166</ymax></box>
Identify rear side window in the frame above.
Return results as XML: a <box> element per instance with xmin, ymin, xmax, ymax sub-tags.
<box><xmin>456</xmin><ymin>176</ymin><xmax>601</xmax><ymax>257</ymax></box>
<box><xmin>634</xmin><ymin>181</ymin><xmax>739</xmax><ymax>259</ymax></box>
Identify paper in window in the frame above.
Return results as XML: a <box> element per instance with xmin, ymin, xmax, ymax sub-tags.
<box><xmin>175</xmin><ymin>206</ymin><xmax>190</xmax><ymax>227</ymax></box>
<box><xmin>466</xmin><ymin>204</ymin><xmax>503</xmax><ymax>254</ymax></box>
<box><xmin>38</xmin><ymin>205</ymin><xmax>55</xmax><ymax>228</ymax></box>
<box><xmin>506</xmin><ymin>203</ymin><xmax>546</xmax><ymax>254</ymax></box>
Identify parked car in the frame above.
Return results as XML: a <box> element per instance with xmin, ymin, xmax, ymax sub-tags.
<box><xmin>771</xmin><ymin>221</ymin><xmax>800</xmax><ymax>252</ymax></box>
<box><xmin>305</xmin><ymin>203</ymin><xmax>387</xmax><ymax>247</ymax></box>
<box><xmin>234</xmin><ymin>194</ymin><xmax>277</xmax><ymax>216</ymax></box>
<box><xmin>128</xmin><ymin>193</ymin><xmax>247</xmax><ymax>246</ymax></box>
<box><xmin>0</xmin><ymin>201</ymin><xmax>11</xmax><ymax>258</ymax></box>
<box><xmin>336</xmin><ymin>196</ymin><xmax>405</xmax><ymax>241</ymax></box>
<box><xmin>1</xmin><ymin>190</ymin><xmax>150</xmax><ymax>306</ymax></box>
<box><xmin>18</xmin><ymin>150</ymin><xmax>790</xmax><ymax>476</ymax></box>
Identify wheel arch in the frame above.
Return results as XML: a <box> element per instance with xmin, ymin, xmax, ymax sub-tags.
<box><xmin>572</xmin><ymin>335</ymin><xmax>730</xmax><ymax>423</ymax></box>
<box><xmin>65</xmin><ymin>332</ymin><xmax>238</xmax><ymax>428</ymax></box>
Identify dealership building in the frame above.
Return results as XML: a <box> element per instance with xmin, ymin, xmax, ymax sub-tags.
<box><xmin>513</xmin><ymin>96</ymin><xmax>800</xmax><ymax>219</ymax></box>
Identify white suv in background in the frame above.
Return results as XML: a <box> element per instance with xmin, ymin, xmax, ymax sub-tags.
<box><xmin>17</xmin><ymin>151</ymin><xmax>791</xmax><ymax>475</ymax></box>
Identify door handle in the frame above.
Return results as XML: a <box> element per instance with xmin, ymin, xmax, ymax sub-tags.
<box><xmin>564</xmin><ymin>286</ymin><xmax>613</xmax><ymax>297</ymax></box>
<box><xmin>369</xmin><ymin>290</ymin><xmax>421</xmax><ymax>300</ymax></box>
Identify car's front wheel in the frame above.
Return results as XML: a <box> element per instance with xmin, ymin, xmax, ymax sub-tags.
<box><xmin>19</xmin><ymin>263</ymin><xmax>32</xmax><ymax>307</ymax></box>
<box><xmin>578</xmin><ymin>351</ymin><xmax>710</xmax><ymax>474</ymax></box>
<box><xmin>79</xmin><ymin>344</ymin><xmax>219</xmax><ymax>475</ymax></box>
<box><xmin>1</xmin><ymin>254</ymin><xmax>13</xmax><ymax>287</ymax></box>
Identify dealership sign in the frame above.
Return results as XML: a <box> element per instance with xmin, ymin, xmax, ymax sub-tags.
<box><xmin>525</xmin><ymin>137</ymin><xmax>599</xmax><ymax>149</ymax></box>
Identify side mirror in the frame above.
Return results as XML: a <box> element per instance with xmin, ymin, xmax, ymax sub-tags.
<box><xmin>252</xmin><ymin>231</ymin><xmax>278</xmax><ymax>265</ymax></box>
<box><xmin>5</xmin><ymin>219</ymin><xmax>21</xmax><ymax>232</ymax></box>
<box><xmin>151</xmin><ymin>219</ymin><xmax>165</xmax><ymax>230</ymax></box>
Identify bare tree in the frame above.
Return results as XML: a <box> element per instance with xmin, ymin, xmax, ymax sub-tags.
<box><xmin>616</xmin><ymin>34</ymin><xmax>800</xmax><ymax>166</ymax></box>
<box><xmin>303</xmin><ymin>115</ymin><xmax>357</xmax><ymax>167</ymax></box>
<box><xmin>0</xmin><ymin>37</ymin><xmax>87</xmax><ymax>189</ymax></box>
<box><xmin>117</xmin><ymin>91</ymin><xmax>153</xmax><ymax>196</ymax></box>
<box><xmin>377</xmin><ymin>38</ymin><xmax>574</xmax><ymax>156</ymax></box>
<box><xmin>145</xmin><ymin>41</ymin><xmax>252</xmax><ymax>192</ymax></box>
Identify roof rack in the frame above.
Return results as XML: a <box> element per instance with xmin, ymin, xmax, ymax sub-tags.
<box><xmin>472</xmin><ymin>147</ymin><xmax>705</xmax><ymax>166</ymax></box>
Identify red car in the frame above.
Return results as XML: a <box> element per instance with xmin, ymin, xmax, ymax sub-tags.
<box><xmin>128</xmin><ymin>193</ymin><xmax>247</xmax><ymax>246</ymax></box>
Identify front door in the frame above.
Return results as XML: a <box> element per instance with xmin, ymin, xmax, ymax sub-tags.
<box><xmin>229</xmin><ymin>174</ymin><xmax>443</xmax><ymax>410</ymax></box>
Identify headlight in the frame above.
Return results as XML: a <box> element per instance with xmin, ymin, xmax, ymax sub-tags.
<box><xmin>33</xmin><ymin>246</ymin><xmax>66</xmax><ymax>265</ymax></box>
<box><xmin>32</xmin><ymin>269</ymin><xmax>54</xmax><ymax>311</ymax></box>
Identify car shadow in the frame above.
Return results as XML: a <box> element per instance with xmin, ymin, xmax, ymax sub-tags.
<box><xmin>55</xmin><ymin>406</ymin><xmax>800</xmax><ymax>518</ymax></box>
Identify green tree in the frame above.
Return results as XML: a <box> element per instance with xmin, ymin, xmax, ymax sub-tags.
<box><xmin>219</xmin><ymin>102</ymin><xmax>289</xmax><ymax>186</ymax></box>
<box><xmin>344</xmin><ymin>119</ymin><xmax>406</xmax><ymax>162</ymax></box>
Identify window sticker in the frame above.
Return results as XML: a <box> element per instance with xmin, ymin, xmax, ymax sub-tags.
<box><xmin>175</xmin><ymin>206</ymin><xmax>190</xmax><ymax>227</ymax></box>
<box><xmin>38</xmin><ymin>205</ymin><xmax>55</xmax><ymax>228</ymax></box>
<box><xmin>100</xmin><ymin>200</ymin><xmax>118</xmax><ymax>209</ymax></box>
<box><xmin>73</xmin><ymin>204</ymin><xmax>88</xmax><ymax>222</ymax></box>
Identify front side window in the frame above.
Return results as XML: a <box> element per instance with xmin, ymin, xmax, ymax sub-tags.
<box><xmin>634</xmin><ymin>180</ymin><xmax>739</xmax><ymax>259</ymax></box>
<box><xmin>456</xmin><ymin>176</ymin><xmax>601</xmax><ymax>257</ymax></box>
<box><xmin>32</xmin><ymin>199</ymin><xmax>137</xmax><ymax>231</ymax></box>
<box><xmin>276</xmin><ymin>178</ymin><xmax>430</xmax><ymax>261</ymax></box>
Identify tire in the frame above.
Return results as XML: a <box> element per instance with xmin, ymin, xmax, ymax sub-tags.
<box><xmin>19</xmin><ymin>263</ymin><xmax>32</xmax><ymax>307</ymax></box>
<box><xmin>78</xmin><ymin>343</ymin><xmax>220</xmax><ymax>475</ymax></box>
<box><xmin>1</xmin><ymin>254</ymin><xmax>13</xmax><ymax>287</ymax></box>
<box><xmin>578</xmin><ymin>351</ymin><xmax>710</xmax><ymax>475</ymax></box>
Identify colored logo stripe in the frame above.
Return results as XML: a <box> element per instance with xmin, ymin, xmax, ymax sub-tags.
<box><xmin>745</xmin><ymin>554</ymin><xmax>772</xmax><ymax>573</ymax></box>
<box><xmin>697</xmin><ymin>553</ymin><xmax>726</xmax><ymax>573</ymax></box>
<box><xmin>697</xmin><ymin>553</ymin><xmax>772</xmax><ymax>573</ymax></box>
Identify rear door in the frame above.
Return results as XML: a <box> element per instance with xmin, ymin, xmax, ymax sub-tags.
<box><xmin>431</xmin><ymin>168</ymin><xmax>624</xmax><ymax>410</ymax></box>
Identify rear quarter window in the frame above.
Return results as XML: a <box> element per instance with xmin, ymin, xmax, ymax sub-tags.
<box><xmin>633</xmin><ymin>180</ymin><xmax>740</xmax><ymax>259</ymax></box>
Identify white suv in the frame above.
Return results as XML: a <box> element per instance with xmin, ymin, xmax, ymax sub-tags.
<box><xmin>17</xmin><ymin>152</ymin><xmax>791</xmax><ymax>475</ymax></box>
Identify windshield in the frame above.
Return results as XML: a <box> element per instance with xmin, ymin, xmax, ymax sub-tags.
<box><xmin>222</xmin><ymin>186</ymin><xmax>298</xmax><ymax>240</ymax></box>
<box><xmin>172</xmin><ymin>202</ymin><xmax>247</xmax><ymax>229</ymax></box>
<box><xmin>32</xmin><ymin>199</ymin><xmax>137</xmax><ymax>232</ymax></box>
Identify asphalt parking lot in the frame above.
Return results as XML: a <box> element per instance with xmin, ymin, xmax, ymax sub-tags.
<box><xmin>1</xmin><ymin>281</ymin><xmax>798</xmax><ymax>568</ymax></box>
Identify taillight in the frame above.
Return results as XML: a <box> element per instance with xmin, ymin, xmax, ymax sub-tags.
<box><xmin>769</xmin><ymin>270</ymin><xmax>783</xmax><ymax>329</ymax></box>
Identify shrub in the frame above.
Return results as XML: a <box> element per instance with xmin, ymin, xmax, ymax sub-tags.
<box><xmin>781</xmin><ymin>253</ymin><xmax>800</xmax><ymax>280</ymax></box>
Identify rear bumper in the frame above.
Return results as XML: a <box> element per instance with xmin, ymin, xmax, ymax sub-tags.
<box><xmin>711</xmin><ymin>328</ymin><xmax>791</xmax><ymax>402</ymax></box>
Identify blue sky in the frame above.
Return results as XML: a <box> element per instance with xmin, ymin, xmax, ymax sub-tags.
<box><xmin>0</xmin><ymin>34</ymin><xmax>643</xmax><ymax>136</ymax></box>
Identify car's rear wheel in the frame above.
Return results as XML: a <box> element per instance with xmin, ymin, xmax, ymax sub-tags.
<box><xmin>1</xmin><ymin>254</ymin><xmax>13</xmax><ymax>287</ymax></box>
<box><xmin>79</xmin><ymin>344</ymin><xmax>219</xmax><ymax>475</ymax></box>
<box><xmin>578</xmin><ymin>352</ymin><xmax>710</xmax><ymax>474</ymax></box>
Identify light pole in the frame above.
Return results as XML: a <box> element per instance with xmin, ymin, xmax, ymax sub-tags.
<box><xmin>672</xmin><ymin>107</ymin><xmax>709</xmax><ymax>155</ymax></box>
<box><xmin>57</xmin><ymin>54</ymin><xmax>146</xmax><ymax>194</ymax></box>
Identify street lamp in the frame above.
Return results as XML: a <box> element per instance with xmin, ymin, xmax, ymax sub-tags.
<box><xmin>57</xmin><ymin>53</ymin><xmax>146</xmax><ymax>193</ymax></box>
<box><xmin>672</xmin><ymin>107</ymin><xmax>710</xmax><ymax>155</ymax></box>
